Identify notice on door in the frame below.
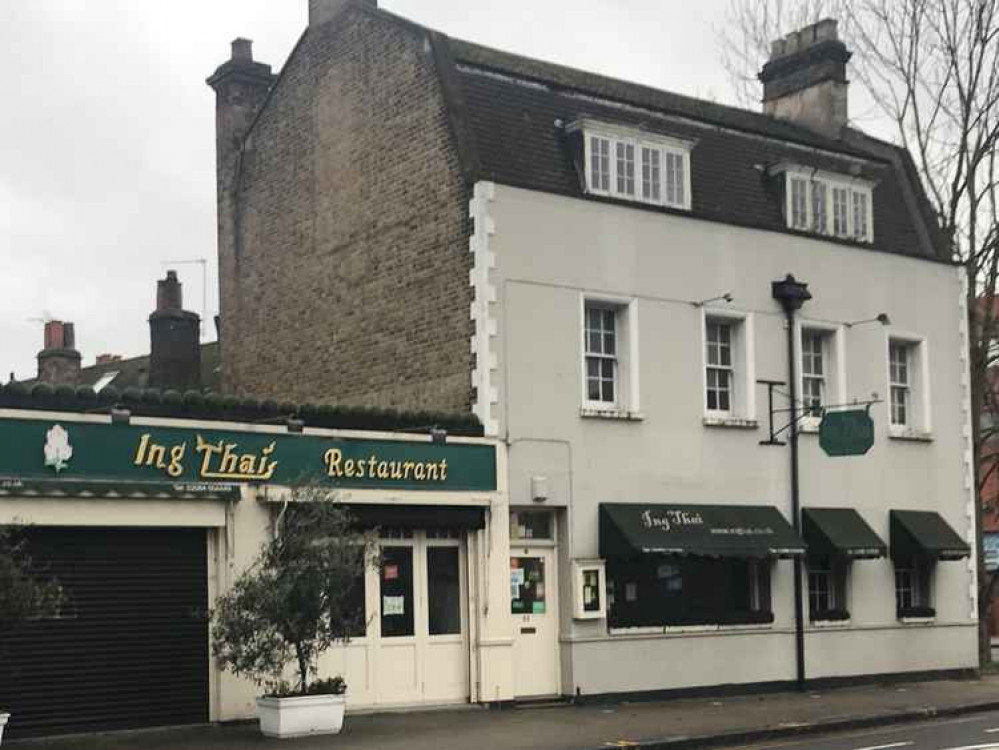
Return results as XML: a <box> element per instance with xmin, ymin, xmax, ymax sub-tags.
<box><xmin>383</xmin><ymin>595</ymin><xmax>405</xmax><ymax>616</ymax></box>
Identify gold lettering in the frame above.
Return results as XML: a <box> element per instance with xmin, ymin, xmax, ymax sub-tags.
<box><xmin>367</xmin><ymin>456</ymin><xmax>377</xmax><ymax>477</ymax></box>
<box><xmin>439</xmin><ymin>459</ymin><xmax>447</xmax><ymax>481</ymax></box>
<box><xmin>219</xmin><ymin>444</ymin><xmax>239</xmax><ymax>475</ymax></box>
<box><xmin>344</xmin><ymin>459</ymin><xmax>356</xmax><ymax>478</ymax></box>
<box><xmin>390</xmin><ymin>461</ymin><xmax>403</xmax><ymax>479</ymax></box>
<box><xmin>426</xmin><ymin>463</ymin><xmax>439</xmax><ymax>481</ymax></box>
<box><xmin>325</xmin><ymin>449</ymin><xmax>344</xmax><ymax>477</ymax></box>
<box><xmin>403</xmin><ymin>461</ymin><xmax>415</xmax><ymax>479</ymax></box>
<box><xmin>377</xmin><ymin>461</ymin><xmax>389</xmax><ymax>479</ymax></box>
<box><xmin>134</xmin><ymin>433</ymin><xmax>151</xmax><ymax>466</ymax></box>
<box><xmin>238</xmin><ymin>455</ymin><xmax>256</xmax><ymax>474</ymax></box>
<box><xmin>259</xmin><ymin>443</ymin><xmax>278</xmax><ymax>480</ymax></box>
<box><xmin>167</xmin><ymin>444</ymin><xmax>186</xmax><ymax>478</ymax></box>
<box><xmin>196</xmin><ymin>435</ymin><xmax>223</xmax><ymax>477</ymax></box>
<box><xmin>414</xmin><ymin>463</ymin><xmax>426</xmax><ymax>480</ymax></box>
<box><xmin>148</xmin><ymin>443</ymin><xmax>167</xmax><ymax>469</ymax></box>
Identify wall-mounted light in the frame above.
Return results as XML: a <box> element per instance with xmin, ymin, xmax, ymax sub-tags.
<box><xmin>692</xmin><ymin>292</ymin><xmax>734</xmax><ymax>308</ymax></box>
<box><xmin>431</xmin><ymin>427</ymin><xmax>448</xmax><ymax>445</ymax></box>
<box><xmin>286</xmin><ymin>418</ymin><xmax>304</xmax><ymax>433</ymax></box>
<box><xmin>845</xmin><ymin>313</ymin><xmax>891</xmax><ymax>328</ymax></box>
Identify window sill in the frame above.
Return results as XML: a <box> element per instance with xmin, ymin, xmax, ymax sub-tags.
<box><xmin>608</xmin><ymin>622</ymin><xmax>774</xmax><ymax>636</ymax></box>
<box><xmin>889</xmin><ymin>428</ymin><xmax>933</xmax><ymax>443</ymax></box>
<box><xmin>899</xmin><ymin>616</ymin><xmax>936</xmax><ymax>625</ymax></box>
<box><xmin>581</xmin><ymin>408</ymin><xmax>644</xmax><ymax>422</ymax></box>
<box><xmin>703</xmin><ymin>416</ymin><xmax>759</xmax><ymax>430</ymax></box>
<box><xmin>809</xmin><ymin>619</ymin><xmax>852</xmax><ymax>629</ymax></box>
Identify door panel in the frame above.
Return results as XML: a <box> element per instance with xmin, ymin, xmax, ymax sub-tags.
<box><xmin>511</xmin><ymin>549</ymin><xmax>560</xmax><ymax>698</ymax></box>
<box><xmin>333</xmin><ymin>533</ymin><xmax>469</xmax><ymax>708</ymax></box>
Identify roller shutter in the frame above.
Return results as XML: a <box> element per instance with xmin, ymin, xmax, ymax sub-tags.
<box><xmin>0</xmin><ymin>528</ymin><xmax>209</xmax><ymax>739</ymax></box>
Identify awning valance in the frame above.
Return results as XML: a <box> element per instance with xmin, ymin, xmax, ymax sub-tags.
<box><xmin>341</xmin><ymin>503</ymin><xmax>485</xmax><ymax>531</ymax></box>
<box><xmin>802</xmin><ymin>508</ymin><xmax>887</xmax><ymax>559</ymax></box>
<box><xmin>890</xmin><ymin>510</ymin><xmax>970</xmax><ymax>561</ymax></box>
<box><xmin>599</xmin><ymin>504</ymin><xmax>805</xmax><ymax>559</ymax></box>
<box><xmin>0</xmin><ymin>478</ymin><xmax>241</xmax><ymax>502</ymax></box>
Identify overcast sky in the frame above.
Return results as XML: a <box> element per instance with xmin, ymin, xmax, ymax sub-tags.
<box><xmin>0</xmin><ymin>1</ymin><xmax>885</xmax><ymax>382</ymax></box>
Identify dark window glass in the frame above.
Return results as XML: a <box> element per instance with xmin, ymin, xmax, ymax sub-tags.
<box><xmin>427</xmin><ymin>547</ymin><xmax>462</xmax><ymax>635</ymax></box>
<box><xmin>606</xmin><ymin>556</ymin><xmax>771</xmax><ymax>628</ymax></box>
<box><xmin>511</xmin><ymin>511</ymin><xmax>553</xmax><ymax>541</ymax></box>
<box><xmin>380</xmin><ymin>546</ymin><xmax>414</xmax><ymax>637</ymax></box>
<box><xmin>895</xmin><ymin>557</ymin><xmax>933</xmax><ymax>614</ymax></box>
<box><xmin>333</xmin><ymin>564</ymin><xmax>367</xmax><ymax>639</ymax></box>
<box><xmin>807</xmin><ymin>556</ymin><xmax>848</xmax><ymax>620</ymax></box>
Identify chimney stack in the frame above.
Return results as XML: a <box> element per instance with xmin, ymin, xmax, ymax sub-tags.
<box><xmin>149</xmin><ymin>271</ymin><xmax>202</xmax><ymax>391</ymax></box>
<box><xmin>37</xmin><ymin>320</ymin><xmax>82</xmax><ymax>386</ymax></box>
<box><xmin>759</xmin><ymin>19</ymin><xmax>851</xmax><ymax>139</ymax></box>
<box><xmin>309</xmin><ymin>0</ymin><xmax>377</xmax><ymax>28</ymax></box>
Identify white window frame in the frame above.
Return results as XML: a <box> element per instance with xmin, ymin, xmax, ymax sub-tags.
<box><xmin>574</xmin><ymin>120</ymin><xmax>693</xmax><ymax>211</ymax></box>
<box><xmin>885</xmin><ymin>331</ymin><xmax>931</xmax><ymax>438</ymax></box>
<box><xmin>795</xmin><ymin>320</ymin><xmax>847</xmax><ymax>431</ymax></box>
<box><xmin>580</xmin><ymin>294</ymin><xmax>640</xmax><ymax>417</ymax></box>
<box><xmin>701</xmin><ymin>308</ymin><xmax>756</xmax><ymax>424</ymax></box>
<box><xmin>778</xmin><ymin>165</ymin><xmax>875</xmax><ymax>243</ymax></box>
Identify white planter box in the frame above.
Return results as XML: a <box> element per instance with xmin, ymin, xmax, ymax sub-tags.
<box><xmin>256</xmin><ymin>694</ymin><xmax>345</xmax><ymax>739</ymax></box>
<box><xmin>0</xmin><ymin>712</ymin><xmax>8</xmax><ymax>746</ymax></box>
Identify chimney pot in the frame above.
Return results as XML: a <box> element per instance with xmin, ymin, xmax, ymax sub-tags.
<box><xmin>231</xmin><ymin>37</ymin><xmax>253</xmax><ymax>63</ymax></box>
<box><xmin>37</xmin><ymin>320</ymin><xmax>82</xmax><ymax>386</ymax></box>
<box><xmin>157</xmin><ymin>269</ymin><xmax>184</xmax><ymax>312</ymax></box>
<box><xmin>759</xmin><ymin>18</ymin><xmax>851</xmax><ymax>139</ymax></box>
<box><xmin>149</xmin><ymin>272</ymin><xmax>202</xmax><ymax>391</ymax></box>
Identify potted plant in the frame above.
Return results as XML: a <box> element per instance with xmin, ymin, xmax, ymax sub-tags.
<box><xmin>0</xmin><ymin>525</ymin><xmax>64</xmax><ymax>746</ymax></box>
<box><xmin>211</xmin><ymin>488</ymin><xmax>374</xmax><ymax>739</ymax></box>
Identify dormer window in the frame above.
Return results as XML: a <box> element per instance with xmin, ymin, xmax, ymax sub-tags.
<box><xmin>573</xmin><ymin>120</ymin><xmax>692</xmax><ymax>210</ymax></box>
<box><xmin>779</xmin><ymin>166</ymin><xmax>874</xmax><ymax>243</ymax></box>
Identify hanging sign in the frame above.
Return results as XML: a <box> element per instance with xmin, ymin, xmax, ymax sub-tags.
<box><xmin>819</xmin><ymin>410</ymin><xmax>875</xmax><ymax>457</ymax></box>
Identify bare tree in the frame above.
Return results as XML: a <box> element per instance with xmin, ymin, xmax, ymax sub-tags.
<box><xmin>720</xmin><ymin>0</ymin><xmax>999</xmax><ymax>664</ymax></box>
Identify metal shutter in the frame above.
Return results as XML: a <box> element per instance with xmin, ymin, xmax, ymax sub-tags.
<box><xmin>0</xmin><ymin>528</ymin><xmax>209</xmax><ymax>739</ymax></box>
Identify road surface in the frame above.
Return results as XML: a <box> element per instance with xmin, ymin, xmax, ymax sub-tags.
<box><xmin>727</xmin><ymin>710</ymin><xmax>999</xmax><ymax>750</ymax></box>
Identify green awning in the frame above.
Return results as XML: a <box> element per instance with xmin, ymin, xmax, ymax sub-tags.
<box><xmin>599</xmin><ymin>503</ymin><xmax>806</xmax><ymax>559</ymax></box>
<box><xmin>890</xmin><ymin>510</ymin><xmax>970</xmax><ymax>561</ymax></box>
<box><xmin>802</xmin><ymin>508</ymin><xmax>887</xmax><ymax>559</ymax></box>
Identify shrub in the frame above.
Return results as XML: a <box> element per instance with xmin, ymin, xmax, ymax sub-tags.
<box><xmin>210</xmin><ymin>488</ymin><xmax>375</xmax><ymax>696</ymax></box>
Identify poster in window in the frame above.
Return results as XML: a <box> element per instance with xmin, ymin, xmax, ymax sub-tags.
<box><xmin>383</xmin><ymin>596</ymin><xmax>405</xmax><ymax>616</ymax></box>
<box><xmin>383</xmin><ymin>564</ymin><xmax>399</xmax><ymax>581</ymax></box>
<box><xmin>583</xmin><ymin>569</ymin><xmax>601</xmax><ymax>612</ymax></box>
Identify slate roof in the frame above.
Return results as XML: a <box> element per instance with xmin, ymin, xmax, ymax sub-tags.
<box><xmin>21</xmin><ymin>342</ymin><xmax>222</xmax><ymax>393</ymax></box>
<box><xmin>253</xmin><ymin>4</ymin><xmax>949</xmax><ymax>264</ymax></box>
<box><xmin>442</xmin><ymin>38</ymin><xmax>946</xmax><ymax>262</ymax></box>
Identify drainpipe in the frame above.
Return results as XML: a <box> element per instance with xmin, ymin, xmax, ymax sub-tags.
<box><xmin>771</xmin><ymin>274</ymin><xmax>812</xmax><ymax>690</ymax></box>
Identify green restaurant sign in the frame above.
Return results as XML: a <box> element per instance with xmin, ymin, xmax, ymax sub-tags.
<box><xmin>819</xmin><ymin>410</ymin><xmax>875</xmax><ymax>457</ymax></box>
<box><xmin>0</xmin><ymin>418</ymin><xmax>497</xmax><ymax>493</ymax></box>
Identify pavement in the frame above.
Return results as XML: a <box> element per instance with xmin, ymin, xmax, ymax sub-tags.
<box><xmin>9</xmin><ymin>674</ymin><xmax>999</xmax><ymax>750</ymax></box>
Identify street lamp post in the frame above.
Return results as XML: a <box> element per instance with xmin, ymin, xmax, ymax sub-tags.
<box><xmin>771</xmin><ymin>273</ymin><xmax>812</xmax><ymax>690</ymax></box>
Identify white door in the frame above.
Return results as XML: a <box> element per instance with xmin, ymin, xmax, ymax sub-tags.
<box><xmin>373</xmin><ymin>530</ymin><xmax>469</xmax><ymax>707</ymax></box>
<box><xmin>511</xmin><ymin>548</ymin><xmax>560</xmax><ymax>698</ymax></box>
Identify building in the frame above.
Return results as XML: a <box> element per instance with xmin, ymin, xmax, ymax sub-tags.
<box><xmin>207</xmin><ymin>0</ymin><xmax>976</xmax><ymax>707</ymax></box>
<box><xmin>0</xmin><ymin>393</ymin><xmax>508</xmax><ymax>739</ymax></box>
<box><xmin>26</xmin><ymin>270</ymin><xmax>220</xmax><ymax>394</ymax></box>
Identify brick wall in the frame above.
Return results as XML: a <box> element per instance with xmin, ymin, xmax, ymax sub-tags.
<box><xmin>218</xmin><ymin>8</ymin><xmax>472</xmax><ymax>412</ymax></box>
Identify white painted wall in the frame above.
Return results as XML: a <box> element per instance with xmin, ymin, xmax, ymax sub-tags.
<box><xmin>479</xmin><ymin>182</ymin><xmax>977</xmax><ymax>696</ymax></box>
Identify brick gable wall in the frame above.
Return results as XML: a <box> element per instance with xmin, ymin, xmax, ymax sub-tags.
<box><xmin>218</xmin><ymin>9</ymin><xmax>472</xmax><ymax>412</ymax></box>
